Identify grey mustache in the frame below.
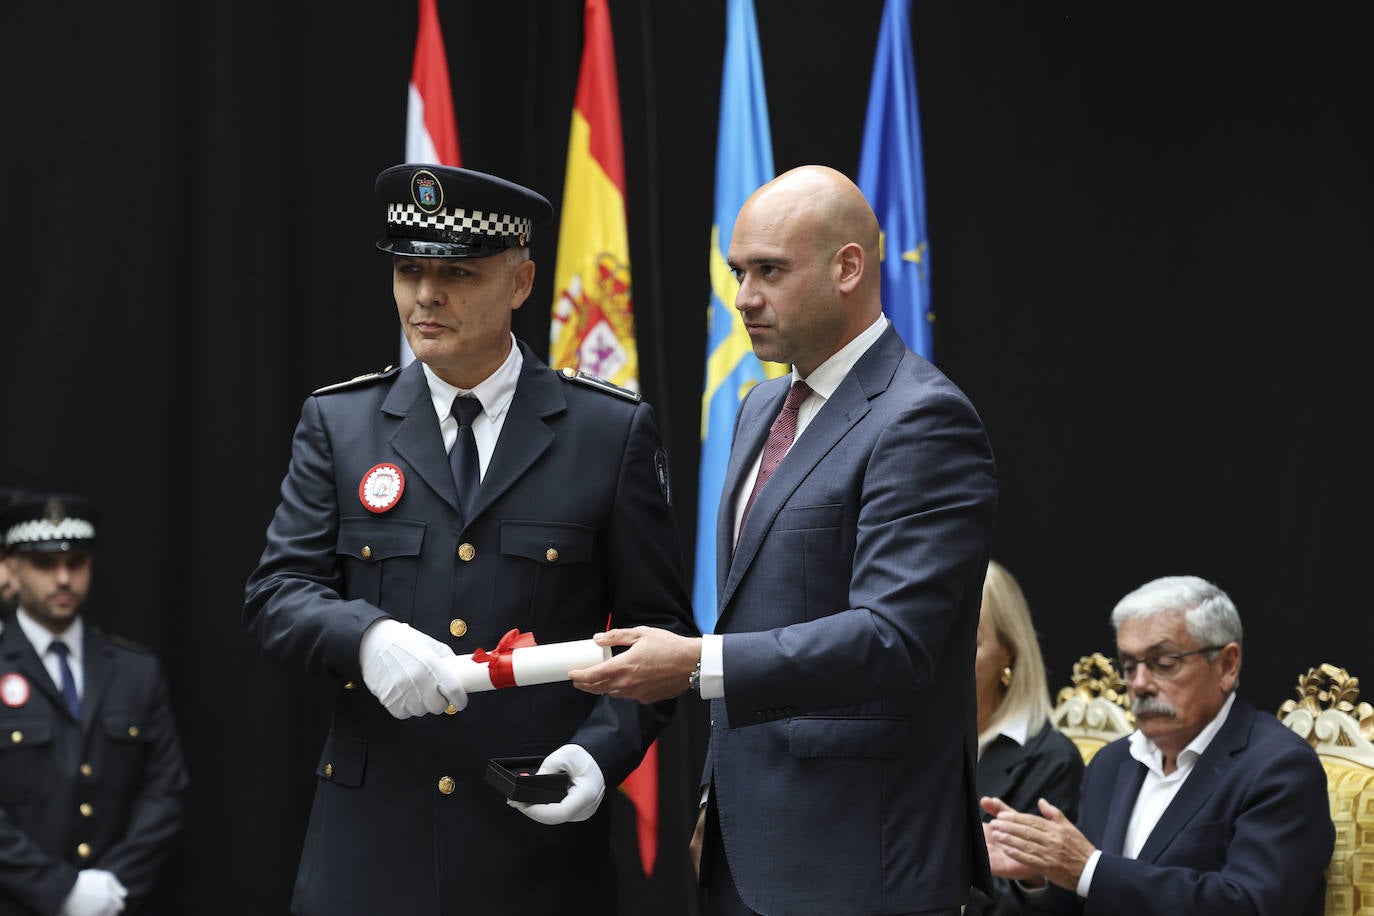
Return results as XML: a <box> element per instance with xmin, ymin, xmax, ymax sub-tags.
<box><xmin>1132</xmin><ymin>695</ymin><xmax>1176</xmax><ymax>717</ymax></box>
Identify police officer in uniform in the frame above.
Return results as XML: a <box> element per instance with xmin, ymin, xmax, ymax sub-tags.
<box><xmin>0</xmin><ymin>494</ymin><xmax>188</xmax><ymax>916</ymax></box>
<box><xmin>244</xmin><ymin>164</ymin><xmax>696</xmax><ymax>916</ymax></box>
<box><xmin>0</xmin><ymin>488</ymin><xmax>26</xmax><ymax>613</ymax></box>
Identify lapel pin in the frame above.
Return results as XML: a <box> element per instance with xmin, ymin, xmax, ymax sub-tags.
<box><xmin>0</xmin><ymin>672</ymin><xmax>31</xmax><ymax>708</ymax></box>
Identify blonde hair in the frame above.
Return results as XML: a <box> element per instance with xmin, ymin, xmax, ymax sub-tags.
<box><xmin>977</xmin><ymin>560</ymin><xmax>1053</xmax><ymax>745</ymax></box>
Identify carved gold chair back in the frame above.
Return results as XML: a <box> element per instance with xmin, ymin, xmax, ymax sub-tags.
<box><xmin>1278</xmin><ymin>664</ymin><xmax>1374</xmax><ymax>916</ymax></box>
<box><xmin>1051</xmin><ymin>653</ymin><xmax>1135</xmax><ymax>765</ymax></box>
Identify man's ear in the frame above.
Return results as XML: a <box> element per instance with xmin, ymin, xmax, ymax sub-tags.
<box><xmin>1218</xmin><ymin>642</ymin><xmax>1242</xmax><ymax>691</ymax></box>
<box><xmin>510</xmin><ymin>257</ymin><xmax>536</xmax><ymax>311</ymax></box>
<box><xmin>833</xmin><ymin>242</ymin><xmax>865</xmax><ymax>293</ymax></box>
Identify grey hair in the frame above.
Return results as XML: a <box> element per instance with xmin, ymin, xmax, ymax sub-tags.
<box><xmin>1110</xmin><ymin>575</ymin><xmax>1242</xmax><ymax>649</ymax></box>
<box><xmin>504</xmin><ymin>246</ymin><xmax>531</xmax><ymax>266</ymax></box>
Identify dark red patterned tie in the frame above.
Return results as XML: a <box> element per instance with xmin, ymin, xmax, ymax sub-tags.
<box><xmin>741</xmin><ymin>380</ymin><xmax>812</xmax><ymax>526</ymax></box>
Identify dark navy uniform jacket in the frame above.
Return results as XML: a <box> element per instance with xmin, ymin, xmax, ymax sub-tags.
<box><xmin>0</xmin><ymin>615</ymin><xmax>187</xmax><ymax>916</ymax></box>
<box><xmin>244</xmin><ymin>344</ymin><xmax>695</xmax><ymax>916</ymax></box>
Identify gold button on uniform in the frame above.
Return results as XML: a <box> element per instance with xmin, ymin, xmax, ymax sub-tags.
<box><xmin>445</xmin><ymin>704</ymin><xmax>458</xmax><ymax>716</ymax></box>
<box><xmin>545</xmin><ymin>547</ymin><xmax>559</xmax><ymax>563</ymax></box>
<box><xmin>344</xmin><ymin>681</ymin><xmax>356</xmax><ymax>690</ymax></box>
<box><xmin>457</xmin><ymin>543</ymin><xmax>476</xmax><ymax>562</ymax></box>
<box><xmin>324</xmin><ymin>764</ymin><xmax>333</xmax><ymax>778</ymax></box>
<box><xmin>361</xmin><ymin>546</ymin><xmax>372</xmax><ymax>560</ymax></box>
<box><xmin>127</xmin><ymin>726</ymin><xmax>140</xmax><ymax>738</ymax></box>
<box><xmin>76</xmin><ymin>843</ymin><xmax>92</xmax><ymax>859</ymax></box>
<box><xmin>9</xmin><ymin>731</ymin><xmax>21</xmax><ymax>744</ymax></box>
<box><xmin>449</xmin><ymin>619</ymin><xmax>468</xmax><ymax>638</ymax></box>
<box><xmin>438</xmin><ymin>776</ymin><xmax>456</xmax><ymax>795</ymax></box>
<box><xmin>80</xmin><ymin>803</ymin><xmax>93</xmax><ymax>817</ymax></box>
<box><xmin>80</xmin><ymin>763</ymin><xmax>93</xmax><ymax>777</ymax></box>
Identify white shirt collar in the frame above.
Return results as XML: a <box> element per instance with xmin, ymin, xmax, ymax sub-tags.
<box><xmin>978</xmin><ymin>704</ymin><xmax>1034</xmax><ymax>756</ymax></box>
<box><xmin>15</xmin><ymin>606</ymin><xmax>83</xmax><ymax>663</ymax></box>
<box><xmin>794</xmin><ymin>314</ymin><xmax>889</xmax><ymax>398</ymax></box>
<box><xmin>1128</xmin><ymin>690</ymin><xmax>1236</xmax><ymax>776</ymax></box>
<box><xmin>421</xmin><ymin>333</ymin><xmax>523</xmax><ymax>424</ymax></box>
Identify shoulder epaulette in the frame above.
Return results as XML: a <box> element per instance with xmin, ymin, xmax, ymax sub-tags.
<box><xmin>313</xmin><ymin>365</ymin><xmax>402</xmax><ymax>396</ymax></box>
<box><xmin>107</xmin><ymin>633</ymin><xmax>153</xmax><ymax>654</ymax></box>
<box><xmin>557</xmin><ymin>367</ymin><xmax>641</xmax><ymax>403</ymax></box>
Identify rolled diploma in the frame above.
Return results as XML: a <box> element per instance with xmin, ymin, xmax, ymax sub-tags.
<box><xmin>448</xmin><ymin>638</ymin><xmax>611</xmax><ymax>694</ymax></box>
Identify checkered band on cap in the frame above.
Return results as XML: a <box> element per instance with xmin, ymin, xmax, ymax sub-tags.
<box><xmin>387</xmin><ymin>204</ymin><xmax>532</xmax><ymax>242</ymax></box>
<box><xmin>6</xmin><ymin>518</ymin><xmax>95</xmax><ymax>548</ymax></box>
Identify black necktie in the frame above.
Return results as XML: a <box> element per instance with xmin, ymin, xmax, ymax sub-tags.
<box><xmin>50</xmin><ymin>640</ymin><xmax>80</xmax><ymax>719</ymax></box>
<box><xmin>449</xmin><ymin>395</ymin><xmax>484</xmax><ymax>525</ymax></box>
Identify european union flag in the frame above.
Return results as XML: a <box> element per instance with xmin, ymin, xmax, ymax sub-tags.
<box><xmin>858</xmin><ymin>0</ymin><xmax>932</xmax><ymax>360</ymax></box>
<box><xmin>694</xmin><ymin>0</ymin><xmax>786</xmax><ymax>634</ymax></box>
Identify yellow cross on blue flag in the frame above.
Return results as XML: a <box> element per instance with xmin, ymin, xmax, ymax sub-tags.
<box><xmin>858</xmin><ymin>0</ymin><xmax>933</xmax><ymax>360</ymax></box>
<box><xmin>693</xmin><ymin>0</ymin><xmax>787</xmax><ymax>634</ymax></box>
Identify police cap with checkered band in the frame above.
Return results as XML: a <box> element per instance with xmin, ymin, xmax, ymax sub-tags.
<box><xmin>1</xmin><ymin>492</ymin><xmax>99</xmax><ymax>554</ymax></box>
<box><xmin>375</xmin><ymin>163</ymin><xmax>554</xmax><ymax>259</ymax></box>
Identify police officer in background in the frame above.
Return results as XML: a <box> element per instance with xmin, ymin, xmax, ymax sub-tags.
<box><xmin>0</xmin><ymin>488</ymin><xmax>26</xmax><ymax>613</ymax></box>
<box><xmin>244</xmin><ymin>164</ymin><xmax>696</xmax><ymax>915</ymax></box>
<box><xmin>0</xmin><ymin>494</ymin><xmax>188</xmax><ymax>916</ymax></box>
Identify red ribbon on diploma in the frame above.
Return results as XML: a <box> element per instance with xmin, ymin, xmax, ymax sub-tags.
<box><xmin>472</xmin><ymin>628</ymin><xmax>538</xmax><ymax>689</ymax></box>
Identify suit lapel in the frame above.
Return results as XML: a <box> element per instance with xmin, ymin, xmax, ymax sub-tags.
<box><xmin>80</xmin><ymin>628</ymin><xmax>114</xmax><ymax>735</ymax></box>
<box><xmin>1099</xmin><ymin>754</ymin><xmax>1147</xmax><ymax>854</ymax></box>
<box><xmin>977</xmin><ymin>736</ymin><xmax>1032</xmax><ymax>804</ymax></box>
<box><xmin>713</xmin><ymin>380</ymin><xmax>787</xmax><ymax>610</ymax></box>
<box><xmin>466</xmin><ymin>345</ymin><xmax>562</xmax><ymax>526</ymax></box>
<box><xmin>1136</xmin><ymin>696</ymin><xmax>1253</xmax><ymax>863</ymax></box>
<box><xmin>383</xmin><ymin>362</ymin><xmax>461</xmax><ymax>514</ymax></box>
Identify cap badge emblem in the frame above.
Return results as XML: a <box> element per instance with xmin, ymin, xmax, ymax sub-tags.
<box><xmin>359</xmin><ymin>463</ymin><xmax>406</xmax><ymax>514</ymax></box>
<box><xmin>43</xmin><ymin>498</ymin><xmax>66</xmax><ymax>524</ymax></box>
<box><xmin>0</xmin><ymin>673</ymin><xmax>30</xmax><ymax>709</ymax></box>
<box><xmin>410</xmin><ymin>169</ymin><xmax>444</xmax><ymax>215</ymax></box>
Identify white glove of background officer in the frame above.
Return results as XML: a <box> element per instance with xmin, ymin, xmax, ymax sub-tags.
<box><xmin>508</xmin><ymin>744</ymin><xmax>605</xmax><ymax>825</ymax></box>
<box><xmin>58</xmin><ymin>869</ymin><xmax>127</xmax><ymax>916</ymax></box>
<box><xmin>359</xmin><ymin>618</ymin><xmax>468</xmax><ymax>718</ymax></box>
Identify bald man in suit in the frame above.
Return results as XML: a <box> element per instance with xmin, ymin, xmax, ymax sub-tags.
<box><xmin>572</xmin><ymin>166</ymin><xmax>998</xmax><ymax>915</ymax></box>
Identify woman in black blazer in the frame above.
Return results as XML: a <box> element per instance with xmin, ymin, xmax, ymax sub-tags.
<box><xmin>966</xmin><ymin>560</ymin><xmax>1085</xmax><ymax>916</ymax></box>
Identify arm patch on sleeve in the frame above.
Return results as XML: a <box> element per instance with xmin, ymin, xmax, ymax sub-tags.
<box><xmin>654</xmin><ymin>447</ymin><xmax>672</xmax><ymax>506</ymax></box>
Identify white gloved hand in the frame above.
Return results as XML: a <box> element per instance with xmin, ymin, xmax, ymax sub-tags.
<box><xmin>58</xmin><ymin>869</ymin><xmax>127</xmax><ymax>916</ymax></box>
<box><xmin>359</xmin><ymin>618</ymin><xmax>468</xmax><ymax>718</ymax></box>
<box><xmin>508</xmin><ymin>744</ymin><xmax>605</xmax><ymax>825</ymax></box>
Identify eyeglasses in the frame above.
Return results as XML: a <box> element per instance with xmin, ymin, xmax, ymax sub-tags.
<box><xmin>1116</xmin><ymin>646</ymin><xmax>1225</xmax><ymax>681</ymax></box>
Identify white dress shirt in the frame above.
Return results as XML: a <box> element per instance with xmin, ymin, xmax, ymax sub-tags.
<box><xmin>15</xmin><ymin>607</ymin><xmax>85</xmax><ymax>698</ymax></box>
<box><xmin>698</xmin><ymin>315</ymin><xmax>890</xmax><ymax>700</ymax></box>
<box><xmin>421</xmin><ymin>333</ymin><xmax>523</xmax><ymax>480</ymax></box>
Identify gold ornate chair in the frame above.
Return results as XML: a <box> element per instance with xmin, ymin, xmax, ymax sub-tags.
<box><xmin>1278</xmin><ymin>664</ymin><xmax>1374</xmax><ymax>916</ymax></box>
<box><xmin>1051</xmin><ymin>653</ymin><xmax>1135</xmax><ymax>764</ymax></box>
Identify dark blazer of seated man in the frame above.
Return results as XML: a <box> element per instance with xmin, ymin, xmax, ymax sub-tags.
<box><xmin>981</xmin><ymin>575</ymin><xmax>1333</xmax><ymax>916</ymax></box>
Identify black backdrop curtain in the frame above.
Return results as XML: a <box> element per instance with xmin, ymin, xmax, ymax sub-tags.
<box><xmin>1</xmin><ymin>4</ymin><xmax>1370</xmax><ymax>913</ymax></box>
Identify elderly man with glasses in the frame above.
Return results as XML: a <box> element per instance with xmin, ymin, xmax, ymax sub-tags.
<box><xmin>980</xmin><ymin>575</ymin><xmax>1333</xmax><ymax>915</ymax></box>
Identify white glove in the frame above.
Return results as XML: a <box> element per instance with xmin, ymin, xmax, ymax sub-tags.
<box><xmin>359</xmin><ymin>619</ymin><xmax>468</xmax><ymax>718</ymax></box>
<box><xmin>58</xmin><ymin>869</ymin><xmax>127</xmax><ymax>916</ymax></box>
<box><xmin>508</xmin><ymin>744</ymin><xmax>605</xmax><ymax>825</ymax></box>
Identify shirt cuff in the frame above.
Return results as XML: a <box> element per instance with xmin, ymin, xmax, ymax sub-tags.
<box><xmin>699</xmin><ymin>634</ymin><xmax>724</xmax><ymax>699</ymax></box>
<box><xmin>1076</xmin><ymin>849</ymin><xmax>1101</xmax><ymax>898</ymax></box>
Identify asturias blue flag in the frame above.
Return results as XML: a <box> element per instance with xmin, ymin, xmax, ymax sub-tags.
<box><xmin>858</xmin><ymin>0</ymin><xmax>933</xmax><ymax>360</ymax></box>
<box><xmin>693</xmin><ymin>0</ymin><xmax>785</xmax><ymax>634</ymax></box>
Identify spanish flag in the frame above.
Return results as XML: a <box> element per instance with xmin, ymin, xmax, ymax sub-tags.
<box><xmin>550</xmin><ymin>0</ymin><xmax>656</xmax><ymax>876</ymax></box>
<box><xmin>549</xmin><ymin>0</ymin><xmax>638</xmax><ymax>393</ymax></box>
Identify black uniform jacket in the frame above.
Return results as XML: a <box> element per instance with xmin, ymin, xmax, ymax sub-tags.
<box><xmin>967</xmin><ymin>720</ymin><xmax>1085</xmax><ymax>916</ymax></box>
<box><xmin>244</xmin><ymin>345</ymin><xmax>695</xmax><ymax>916</ymax></box>
<box><xmin>0</xmin><ymin>615</ymin><xmax>187</xmax><ymax>916</ymax></box>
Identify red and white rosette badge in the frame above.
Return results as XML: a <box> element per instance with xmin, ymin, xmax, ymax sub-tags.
<box><xmin>359</xmin><ymin>463</ymin><xmax>406</xmax><ymax>514</ymax></box>
<box><xmin>0</xmin><ymin>672</ymin><xmax>31</xmax><ymax>708</ymax></box>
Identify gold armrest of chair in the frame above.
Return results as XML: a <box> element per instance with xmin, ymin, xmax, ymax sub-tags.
<box><xmin>1051</xmin><ymin>652</ymin><xmax>1135</xmax><ymax>765</ymax></box>
<box><xmin>1277</xmin><ymin>664</ymin><xmax>1374</xmax><ymax>916</ymax></box>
